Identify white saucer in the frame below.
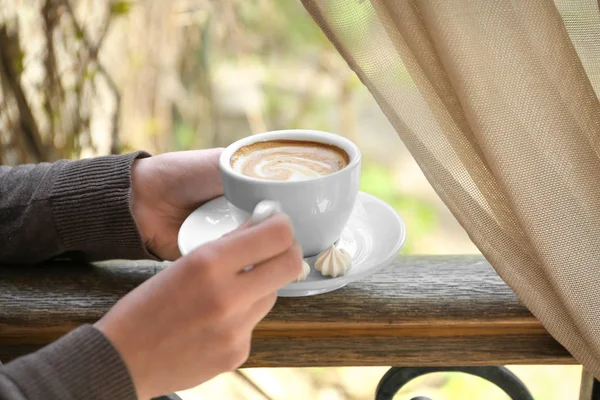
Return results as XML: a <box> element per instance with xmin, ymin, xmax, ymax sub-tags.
<box><xmin>178</xmin><ymin>192</ymin><xmax>406</xmax><ymax>296</ymax></box>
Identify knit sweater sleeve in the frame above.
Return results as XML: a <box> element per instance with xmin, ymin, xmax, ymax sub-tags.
<box><xmin>0</xmin><ymin>152</ymin><xmax>154</xmax><ymax>263</ymax></box>
<box><xmin>0</xmin><ymin>325</ymin><xmax>137</xmax><ymax>400</ymax></box>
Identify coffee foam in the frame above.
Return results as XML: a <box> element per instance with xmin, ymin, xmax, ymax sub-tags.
<box><xmin>231</xmin><ymin>140</ymin><xmax>349</xmax><ymax>181</ymax></box>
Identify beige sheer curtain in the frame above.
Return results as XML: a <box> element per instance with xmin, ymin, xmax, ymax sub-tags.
<box><xmin>302</xmin><ymin>0</ymin><xmax>600</xmax><ymax>377</ymax></box>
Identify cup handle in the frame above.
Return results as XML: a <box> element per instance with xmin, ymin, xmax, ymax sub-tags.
<box><xmin>251</xmin><ymin>200</ymin><xmax>282</xmax><ymax>226</ymax></box>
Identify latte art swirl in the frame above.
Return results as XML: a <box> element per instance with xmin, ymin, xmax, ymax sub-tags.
<box><xmin>249</xmin><ymin>154</ymin><xmax>334</xmax><ymax>180</ymax></box>
<box><xmin>231</xmin><ymin>140</ymin><xmax>349</xmax><ymax>181</ymax></box>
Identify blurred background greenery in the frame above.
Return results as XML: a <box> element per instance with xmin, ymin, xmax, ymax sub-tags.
<box><xmin>0</xmin><ymin>0</ymin><xmax>581</xmax><ymax>398</ymax></box>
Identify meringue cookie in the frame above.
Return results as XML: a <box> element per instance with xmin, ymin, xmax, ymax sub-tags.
<box><xmin>314</xmin><ymin>245</ymin><xmax>352</xmax><ymax>277</ymax></box>
<box><xmin>296</xmin><ymin>260</ymin><xmax>311</xmax><ymax>282</ymax></box>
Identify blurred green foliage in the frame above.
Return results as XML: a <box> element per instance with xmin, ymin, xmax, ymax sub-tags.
<box><xmin>110</xmin><ymin>1</ymin><xmax>134</xmax><ymax>16</ymax></box>
<box><xmin>360</xmin><ymin>161</ymin><xmax>437</xmax><ymax>254</ymax></box>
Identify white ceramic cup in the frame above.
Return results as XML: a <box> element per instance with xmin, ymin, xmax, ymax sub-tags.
<box><xmin>219</xmin><ymin>129</ymin><xmax>362</xmax><ymax>257</ymax></box>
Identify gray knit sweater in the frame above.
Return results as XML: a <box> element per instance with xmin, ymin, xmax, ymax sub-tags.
<box><xmin>0</xmin><ymin>152</ymin><xmax>154</xmax><ymax>400</ymax></box>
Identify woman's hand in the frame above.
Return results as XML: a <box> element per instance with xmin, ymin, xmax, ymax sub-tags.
<box><xmin>95</xmin><ymin>213</ymin><xmax>302</xmax><ymax>399</ymax></box>
<box><xmin>130</xmin><ymin>149</ymin><xmax>224</xmax><ymax>260</ymax></box>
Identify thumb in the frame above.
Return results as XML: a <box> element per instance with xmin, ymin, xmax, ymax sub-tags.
<box><xmin>221</xmin><ymin>219</ymin><xmax>252</xmax><ymax>239</ymax></box>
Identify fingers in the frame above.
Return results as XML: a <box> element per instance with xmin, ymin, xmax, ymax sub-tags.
<box><xmin>237</xmin><ymin>242</ymin><xmax>303</xmax><ymax>298</ymax></box>
<box><xmin>209</xmin><ymin>292</ymin><xmax>278</xmax><ymax>373</ymax></box>
<box><xmin>243</xmin><ymin>291</ymin><xmax>279</xmax><ymax>328</ymax></box>
<box><xmin>190</xmin><ymin>213</ymin><xmax>295</xmax><ymax>274</ymax></box>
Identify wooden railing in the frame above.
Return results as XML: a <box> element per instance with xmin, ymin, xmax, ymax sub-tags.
<box><xmin>1</xmin><ymin>255</ymin><xmax>594</xmax><ymax>399</ymax></box>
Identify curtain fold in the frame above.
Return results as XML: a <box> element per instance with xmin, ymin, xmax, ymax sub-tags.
<box><xmin>302</xmin><ymin>0</ymin><xmax>600</xmax><ymax>376</ymax></box>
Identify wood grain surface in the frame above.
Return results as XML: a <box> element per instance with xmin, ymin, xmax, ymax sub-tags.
<box><xmin>0</xmin><ymin>255</ymin><xmax>573</xmax><ymax>366</ymax></box>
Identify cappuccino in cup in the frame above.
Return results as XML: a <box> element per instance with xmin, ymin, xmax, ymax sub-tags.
<box><xmin>230</xmin><ymin>140</ymin><xmax>349</xmax><ymax>181</ymax></box>
<box><xmin>219</xmin><ymin>130</ymin><xmax>361</xmax><ymax>257</ymax></box>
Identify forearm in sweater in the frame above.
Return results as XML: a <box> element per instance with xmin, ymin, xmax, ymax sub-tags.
<box><xmin>0</xmin><ymin>152</ymin><xmax>153</xmax><ymax>263</ymax></box>
<box><xmin>0</xmin><ymin>325</ymin><xmax>137</xmax><ymax>400</ymax></box>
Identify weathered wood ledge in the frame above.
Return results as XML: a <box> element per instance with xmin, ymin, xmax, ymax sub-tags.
<box><xmin>0</xmin><ymin>255</ymin><xmax>572</xmax><ymax>367</ymax></box>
